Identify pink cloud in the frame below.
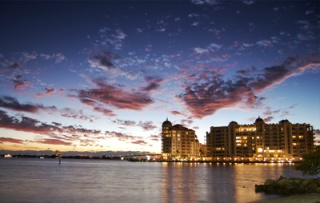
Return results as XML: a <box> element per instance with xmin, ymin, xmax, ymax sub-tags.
<box><xmin>0</xmin><ymin>110</ymin><xmax>101</xmax><ymax>139</ymax></box>
<box><xmin>178</xmin><ymin>55</ymin><xmax>320</xmax><ymax>118</ymax></box>
<box><xmin>0</xmin><ymin>137</ymin><xmax>24</xmax><ymax>144</ymax></box>
<box><xmin>34</xmin><ymin>88</ymin><xmax>57</xmax><ymax>98</ymax></box>
<box><xmin>78</xmin><ymin>80</ymin><xmax>154</xmax><ymax>111</ymax></box>
<box><xmin>39</xmin><ymin>139</ymin><xmax>72</xmax><ymax>146</ymax></box>
<box><xmin>0</xmin><ymin>96</ymin><xmax>57</xmax><ymax>113</ymax></box>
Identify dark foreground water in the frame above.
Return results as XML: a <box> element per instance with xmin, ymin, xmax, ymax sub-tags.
<box><xmin>0</xmin><ymin>158</ymin><xmax>317</xmax><ymax>203</ymax></box>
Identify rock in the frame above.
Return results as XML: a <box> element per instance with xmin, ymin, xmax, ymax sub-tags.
<box><xmin>255</xmin><ymin>176</ymin><xmax>320</xmax><ymax>195</ymax></box>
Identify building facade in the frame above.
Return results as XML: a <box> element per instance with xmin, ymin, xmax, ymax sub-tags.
<box><xmin>206</xmin><ymin>117</ymin><xmax>315</xmax><ymax>161</ymax></box>
<box><xmin>161</xmin><ymin>119</ymin><xmax>202</xmax><ymax>160</ymax></box>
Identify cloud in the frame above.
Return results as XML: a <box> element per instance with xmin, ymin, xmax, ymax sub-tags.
<box><xmin>34</xmin><ymin>88</ymin><xmax>57</xmax><ymax>98</ymax></box>
<box><xmin>131</xmin><ymin>140</ymin><xmax>148</xmax><ymax>145</ymax></box>
<box><xmin>0</xmin><ymin>137</ymin><xmax>24</xmax><ymax>144</ymax></box>
<box><xmin>12</xmin><ymin>75</ymin><xmax>30</xmax><ymax>90</ymax></box>
<box><xmin>0</xmin><ymin>52</ymin><xmax>66</xmax><ymax>91</ymax></box>
<box><xmin>95</xmin><ymin>28</ymin><xmax>127</xmax><ymax>50</ymax></box>
<box><xmin>88</xmin><ymin>52</ymin><xmax>138</xmax><ymax>79</ymax></box>
<box><xmin>263</xmin><ymin>107</ymin><xmax>281</xmax><ymax>116</ymax></box>
<box><xmin>0</xmin><ymin>96</ymin><xmax>56</xmax><ymax>113</ymax></box>
<box><xmin>0</xmin><ymin>110</ymin><xmax>101</xmax><ymax>140</ymax></box>
<box><xmin>191</xmin><ymin>0</ymin><xmax>219</xmax><ymax>5</ymax></box>
<box><xmin>150</xmin><ymin>134</ymin><xmax>160</xmax><ymax>141</ymax></box>
<box><xmin>256</xmin><ymin>39</ymin><xmax>273</xmax><ymax>47</ymax></box>
<box><xmin>54</xmin><ymin>53</ymin><xmax>65</xmax><ymax>63</ymax></box>
<box><xmin>137</xmin><ymin>121</ymin><xmax>157</xmax><ymax>131</ymax></box>
<box><xmin>38</xmin><ymin>139</ymin><xmax>72</xmax><ymax>146</ymax></box>
<box><xmin>60</xmin><ymin>108</ymin><xmax>97</xmax><ymax>121</ymax></box>
<box><xmin>262</xmin><ymin>116</ymin><xmax>273</xmax><ymax>123</ymax></box>
<box><xmin>105</xmin><ymin>131</ymin><xmax>140</xmax><ymax>141</ymax></box>
<box><xmin>112</xmin><ymin>119</ymin><xmax>136</xmax><ymax>127</ymax></box>
<box><xmin>194</xmin><ymin>47</ymin><xmax>209</xmax><ymax>54</ymax></box>
<box><xmin>0</xmin><ymin>95</ymin><xmax>96</xmax><ymax>122</ymax></box>
<box><xmin>78</xmin><ymin>79</ymin><xmax>154</xmax><ymax>111</ymax></box>
<box><xmin>178</xmin><ymin>55</ymin><xmax>320</xmax><ymax>118</ymax></box>
<box><xmin>88</xmin><ymin>52</ymin><xmax>116</xmax><ymax>71</ymax></box>
<box><xmin>171</xmin><ymin>111</ymin><xmax>183</xmax><ymax>116</ymax></box>
<box><xmin>93</xmin><ymin>107</ymin><xmax>116</xmax><ymax>117</ymax></box>
<box><xmin>0</xmin><ymin>110</ymin><xmax>59</xmax><ymax>134</ymax></box>
<box><xmin>181</xmin><ymin>119</ymin><xmax>194</xmax><ymax>127</ymax></box>
<box><xmin>140</xmin><ymin>76</ymin><xmax>163</xmax><ymax>92</ymax></box>
<box><xmin>194</xmin><ymin>43</ymin><xmax>222</xmax><ymax>55</ymax></box>
<box><xmin>242</xmin><ymin>0</ymin><xmax>255</xmax><ymax>5</ymax></box>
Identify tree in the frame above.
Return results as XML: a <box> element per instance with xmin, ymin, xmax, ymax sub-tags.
<box><xmin>295</xmin><ymin>149</ymin><xmax>320</xmax><ymax>175</ymax></box>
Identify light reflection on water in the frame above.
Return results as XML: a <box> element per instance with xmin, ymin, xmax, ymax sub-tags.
<box><xmin>0</xmin><ymin>158</ymin><xmax>317</xmax><ymax>203</ymax></box>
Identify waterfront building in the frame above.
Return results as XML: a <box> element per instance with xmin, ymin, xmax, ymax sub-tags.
<box><xmin>161</xmin><ymin>119</ymin><xmax>202</xmax><ymax>160</ymax></box>
<box><xmin>206</xmin><ymin>117</ymin><xmax>315</xmax><ymax>161</ymax></box>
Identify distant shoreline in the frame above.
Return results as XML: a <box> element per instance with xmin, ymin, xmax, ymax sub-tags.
<box><xmin>1</xmin><ymin>154</ymin><xmax>303</xmax><ymax>164</ymax></box>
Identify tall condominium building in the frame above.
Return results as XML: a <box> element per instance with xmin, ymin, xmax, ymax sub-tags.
<box><xmin>162</xmin><ymin>119</ymin><xmax>202</xmax><ymax>160</ymax></box>
<box><xmin>206</xmin><ymin>117</ymin><xmax>315</xmax><ymax>161</ymax></box>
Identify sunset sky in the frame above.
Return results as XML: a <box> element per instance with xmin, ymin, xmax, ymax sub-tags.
<box><xmin>0</xmin><ymin>1</ymin><xmax>319</xmax><ymax>155</ymax></box>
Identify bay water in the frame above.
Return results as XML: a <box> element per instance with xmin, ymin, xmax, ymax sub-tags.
<box><xmin>0</xmin><ymin>158</ymin><xmax>316</xmax><ymax>203</ymax></box>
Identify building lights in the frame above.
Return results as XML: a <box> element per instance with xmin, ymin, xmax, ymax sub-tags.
<box><xmin>161</xmin><ymin>118</ymin><xmax>315</xmax><ymax>162</ymax></box>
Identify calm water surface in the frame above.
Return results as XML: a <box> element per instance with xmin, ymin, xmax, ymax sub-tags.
<box><xmin>0</xmin><ymin>158</ymin><xmax>317</xmax><ymax>203</ymax></box>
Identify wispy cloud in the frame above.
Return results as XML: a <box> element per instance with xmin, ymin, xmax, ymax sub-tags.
<box><xmin>0</xmin><ymin>96</ymin><xmax>57</xmax><ymax>113</ymax></box>
<box><xmin>38</xmin><ymin>139</ymin><xmax>72</xmax><ymax>146</ymax></box>
<box><xmin>88</xmin><ymin>51</ymin><xmax>138</xmax><ymax>80</ymax></box>
<box><xmin>105</xmin><ymin>131</ymin><xmax>142</xmax><ymax>141</ymax></box>
<box><xmin>131</xmin><ymin>140</ymin><xmax>148</xmax><ymax>145</ymax></box>
<box><xmin>191</xmin><ymin>0</ymin><xmax>219</xmax><ymax>5</ymax></box>
<box><xmin>95</xmin><ymin>28</ymin><xmax>127</xmax><ymax>50</ymax></box>
<box><xmin>0</xmin><ymin>110</ymin><xmax>101</xmax><ymax>143</ymax></box>
<box><xmin>0</xmin><ymin>110</ymin><xmax>59</xmax><ymax>134</ymax></box>
<box><xmin>0</xmin><ymin>52</ymin><xmax>66</xmax><ymax>91</ymax></box>
<box><xmin>0</xmin><ymin>137</ymin><xmax>24</xmax><ymax>144</ymax></box>
<box><xmin>137</xmin><ymin>121</ymin><xmax>157</xmax><ymax>131</ymax></box>
<box><xmin>140</xmin><ymin>76</ymin><xmax>164</xmax><ymax>92</ymax></box>
<box><xmin>112</xmin><ymin>119</ymin><xmax>136</xmax><ymax>127</ymax></box>
<box><xmin>34</xmin><ymin>88</ymin><xmax>59</xmax><ymax>98</ymax></box>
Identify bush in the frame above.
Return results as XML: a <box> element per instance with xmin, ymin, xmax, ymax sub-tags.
<box><xmin>295</xmin><ymin>149</ymin><xmax>320</xmax><ymax>175</ymax></box>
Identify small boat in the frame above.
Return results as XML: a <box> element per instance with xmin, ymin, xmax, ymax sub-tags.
<box><xmin>4</xmin><ymin>154</ymin><xmax>12</xmax><ymax>158</ymax></box>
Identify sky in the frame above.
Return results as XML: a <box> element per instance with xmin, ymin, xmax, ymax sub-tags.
<box><xmin>0</xmin><ymin>0</ymin><xmax>319</xmax><ymax>155</ymax></box>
